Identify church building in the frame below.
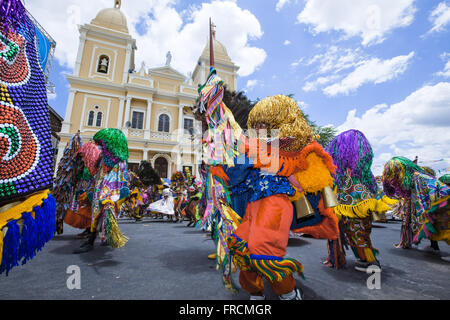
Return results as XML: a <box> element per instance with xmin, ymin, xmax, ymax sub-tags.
<box><xmin>58</xmin><ymin>0</ymin><xmax>239</xmax><ymax>178</ymax></box>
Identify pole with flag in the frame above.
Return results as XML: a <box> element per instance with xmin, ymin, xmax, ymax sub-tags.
<box><xmin>209</xmin><ymin>18</ymin><xmax>215</xmax><ymax>68</ymax></box>
<box><xmin>196</xmin><ymin>18</ymin><xmax>246</xmax><ymax>293</ymax></box>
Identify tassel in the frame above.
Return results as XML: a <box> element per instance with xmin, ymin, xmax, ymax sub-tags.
<box><xmin>105</xmin><ymin>208</ymin><xmax>128</xmax><ymax>248</ymax></box>
<box><xmin>18</xmin><ymin>213</ymin><xmax>37</xmax><ymax>265</ymax></box>
<box><xmin>34</xmin><ymin>206</ymin><xmax>45</xmax><ymax>252</ymax></box>
<box><xmin>0</xmin><ymin>220</ymin><xmax>20</xmax><ymax>276</ymax></box>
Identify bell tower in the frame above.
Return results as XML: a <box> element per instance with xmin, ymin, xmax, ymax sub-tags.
<box><xmin>61</xmin><ymin>0</ymin><xmax>136</xmax><ymax>135</ymax></box>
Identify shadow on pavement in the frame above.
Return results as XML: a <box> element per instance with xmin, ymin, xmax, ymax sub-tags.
<box><xmin>387</xmin><ymin>247</ymin><xmax>447</xmax><ymax>264</ymax></box>
<box><xmin>157</xmin><ymin>248</ymin><xmax>216</xmax><ymax>274</ymax></box>
<box><xmin>287</xmin><ymin>238</ymin><xmax>310</xmax><ymax>247</ymax></box>
<box><xmin>51</xmin><ymin>234</ymin><xmax>79</xmax><ymax>241</ymax></box>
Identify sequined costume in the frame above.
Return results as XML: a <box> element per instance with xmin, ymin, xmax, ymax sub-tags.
<box><xmin>324</xmin><ymin>130</ymin><xmax>392</xmax><ymax>269</ymax></box>
<box><xmin>226</xmin><ymin>96</ymin><xmax>339</xmax><ymax>297</ymax></box>
<box><xmin>383</xmin><ymin>157</ymin><xmax>450</xmax><ymax>249</ymax></box>
<box><xmin>197</xmin><ymin>70</ymin><xmax>339</xmax><ymax>298</ymax></box>
<box><xmin>72</xmin><ymin>129</ymin><xmax>130</xmax><ymax>252</ymax></box>
<box><xmin>0</xmin><ymin>0</ymin><xmax>57</xmax><ymax>275</ymax></box>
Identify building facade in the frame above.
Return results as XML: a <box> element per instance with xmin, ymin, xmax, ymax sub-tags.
<box><xmin>58</xmin><ymin>1</ymin><xmax>238</xmax><ymax>179</ymax></box>
<box><xmin>48</xmin><ymin>105</ymin><xmax>63</xmax><ymax>170</ymax></box>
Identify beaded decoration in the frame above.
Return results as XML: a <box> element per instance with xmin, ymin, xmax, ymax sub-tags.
<box><xmin>0</xmin><ymin>11</ymin><xmax>53</xmax><ymax>204</ymax></box>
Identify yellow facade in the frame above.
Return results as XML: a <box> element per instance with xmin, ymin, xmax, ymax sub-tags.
<box><xmin>58</xmin><ymin>1</ymin><xmax>238</xmax><ymax>179</ymax></box>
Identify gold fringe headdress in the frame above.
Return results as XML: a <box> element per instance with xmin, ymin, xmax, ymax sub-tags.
<box><xmin>247</xmin><ymin>95</ymin><xmax>314</xmax><ymax>152</ymax></box>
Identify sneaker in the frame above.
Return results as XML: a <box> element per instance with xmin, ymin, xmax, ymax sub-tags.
<box><xmin>208</xmin><ymin>253</ymin><xmax>217</xmax><ymax>260</ymax></box>
<box><xmin>250</xmin><ymin>294</ymin><xmax>266</xmax><ymax>301</ymax></box>
<box><xmin>280</xmin><ymin>288</ymin><xmax>303</xmax><ymax>300</ymax></box>
<box><xmin>354</xmin><ymin>260</ymin><xmax>370</xmax><ymax>272</ymax></box>
<box><xmin>441</xmin><ymin>256</ymin><xmax>450</xmax><ymax>262</ymax></box>
<box><xmin>356</xmin><ymin>260</ymin><xmax>382</xmax><ymax>272</ymax></box>
<box><xmin>76</xmin><ymin>229</ymin><xmax>90</xmax><ymax>239</ymax></box>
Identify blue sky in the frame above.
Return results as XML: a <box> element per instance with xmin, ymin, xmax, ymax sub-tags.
<box><xmin>31</xmin><ymin>0</ymin><xmax>450</xmax><ymax>175</ymax></box>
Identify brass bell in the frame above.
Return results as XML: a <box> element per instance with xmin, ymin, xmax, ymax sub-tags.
<box><xmin>322</xmin><ymin>185</ymin><xmax>339</xmax><ymax>208</ymax></box>
<box><xmin>294</xmin><ymin>195</ymin><xmax>316</xmax><ymax>222</ymax></box>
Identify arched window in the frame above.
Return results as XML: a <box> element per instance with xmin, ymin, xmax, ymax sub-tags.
<box><xmin>87</xmin><ymin>111</ymin><xmax>95</xmax><ymax>126</ymax></box>
<box><xmin>96</xmin><ymin>112</ymin><xmax>103</xmax><ymax>127</ymax></box>
<box><xmin>158</xmin><ymin>114</ymin><xmax>170</xmax><ymax>133</ymax></box>
<box><xmin>155</xmin><ymin>157</ymin><xmax>169</xmax><ymax>179</ymax></box>
<box><xmin>97</xmin><ymin>55</ymin><xmax>110</xmax><ymax>74</ymax></box>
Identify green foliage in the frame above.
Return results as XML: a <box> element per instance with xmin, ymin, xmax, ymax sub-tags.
<box><xmin>222</xmin><ymin>85</ymin><xmax>255</xmax><ymax>129</ymax></box>
<box><xmin>287</xmin><ymin>94</ymin><xmax>337</xmax><ymax>148</ymax></box>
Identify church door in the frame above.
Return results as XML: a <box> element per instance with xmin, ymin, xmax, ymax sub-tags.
<box><xmin>155</xmin><ymin>157</ymin><xmax>169</xmax><ymax>179</ymax></box>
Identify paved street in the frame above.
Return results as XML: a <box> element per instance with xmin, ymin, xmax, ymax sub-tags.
<box><xmin>0</xmin><ymin>219</ymin><xmax>449</xmax><ymax>300</ymax></box>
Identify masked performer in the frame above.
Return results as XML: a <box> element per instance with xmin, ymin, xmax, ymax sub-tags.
<box><xmin>382</xmin><ymin>157</ymin><xmax>450</xmax><ymax>262</ymax></box>
<box><xmin>0</xmin><ymin>0</ymin><xmax>57</xmax><ymax>275</ymax></box>
<box><xmin>53</xmin><ymin>131</ymin><xmax>84</xmax><ymax>235</ymax></box>
<box><xmin>197</xmin><ymin>68</ymin><xmax>339</xmax><ymax>299</ymax></box>
<box><xmin>183</xmin><ymin>183</ymin><xmax>203</xmax><ymax>227</ymax></box>
<box><xmin>119</xmin><ymin>171</ymin><xmax>145</xmax><ymax>221</ymax></box>
<box><xmin>135</xmin><ymin>160</ymin><xmax>162</xmax><ymax>215</ymax></box>
<box><xmin>324</xmin><ymin>130</ymin><xmax>393</xmax><ymax>271</ymax></box>
<box><xmin>228</xmin><ymin>95</ymin><xmax>340</xmax><ymax>300</ymax></box>
<box><xmin>171</xmin><ymin>171</ymin><xmax>186</xmax><ymax>223</ymax></box>
<box><xmin>53</xmin><ymin>132</ymin><xmax>96</xmax><ymax>239</ymax></box>
<box><xmin>73</xmin><ymin>129</ymin><xmax>130</xmax><ymax>253</ymax></box>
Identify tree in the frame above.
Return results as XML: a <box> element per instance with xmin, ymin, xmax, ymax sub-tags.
<box><xmin>301</xmin><ymin>112</ymin><xmax>337</xmax><ymax>148</ymax></box>
<box><xmin>193</xmin><ymin>85</ymin><xmax>255</xmax><ymax>131</ymax></box>
<box><xmin>287</xmin><ymin>94</ymin><xmax>337</xmax><ymax>148</ymax></box>
<box><xmin>222</xmin><ymin>85</ymin><xmax>255</xmax><ymax>129</ymax></box>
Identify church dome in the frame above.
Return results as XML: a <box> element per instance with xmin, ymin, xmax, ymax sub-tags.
<box><xmin>91</xmin><ymin>3</ymin><xmax>129</xmax><ymax>33</ymax></box>
<box><xmin>201</xmin><ymin>38</ymin><xmax>232</xmax><ymax>63</ymax></box>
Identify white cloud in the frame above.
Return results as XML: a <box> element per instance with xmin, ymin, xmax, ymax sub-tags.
<box><xmin>436</xmin><ymin>53</ymin><xmax>450</xmax><ymax>78</ymax></box>
<box><xmin>291</xmin><ymin>57</ymin><xmax>304</xmax><ymax>68</ymax></box>
<box><xmin>302</xmin><ymin>75</ymin><xmax>339</xmax><ymax>92</ymax></box>
<box><xmin>337</xmin><ymin>82</ymin><xmax>450</xmax><ymax>175</ymax></box>
<box><xmin>306</xmin><ymin>46</ymin><xmax>365</xmax><ymax>75</ymax></box>
<box><xmin>297</xmin><ymin>0</ymin><xmax>416</xmax><ymax>46</ymax></box>
<box><xmin>297</xmin><ymin>100</ymin><xmax>309</xmax><ymax>110</ymax></box>
<box><xmin>428</xmin><ymin>1</ymin><xmax>450</xmax><ymax>34</ymax></box>
<box><xmin>323</xmin><ymin>52</ymin><xmax>415</xmax><ymax>96</ymax></box>
<box><xmin>245</xmin><ymin>79</ymin><xmax>259</xmax><ymax>90</ymax></box>
<box><xmin>302</xmin><ymin>46</ymin><xmax>414</xmax><ymax>96</ymax></box>
<box><xmin>276</xmin><ymin>0</ymin><xmax>290</xmax><ymax>12</ymax></box>
<box><xmin>284</xmin><ymin>40</ymin><xmax>291</xmax><ymax>46</ymax></box>
<box><xmin>26</xmin><ymin>0</ymin><xmax>266</xmax><ymax>77</ymax></box>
